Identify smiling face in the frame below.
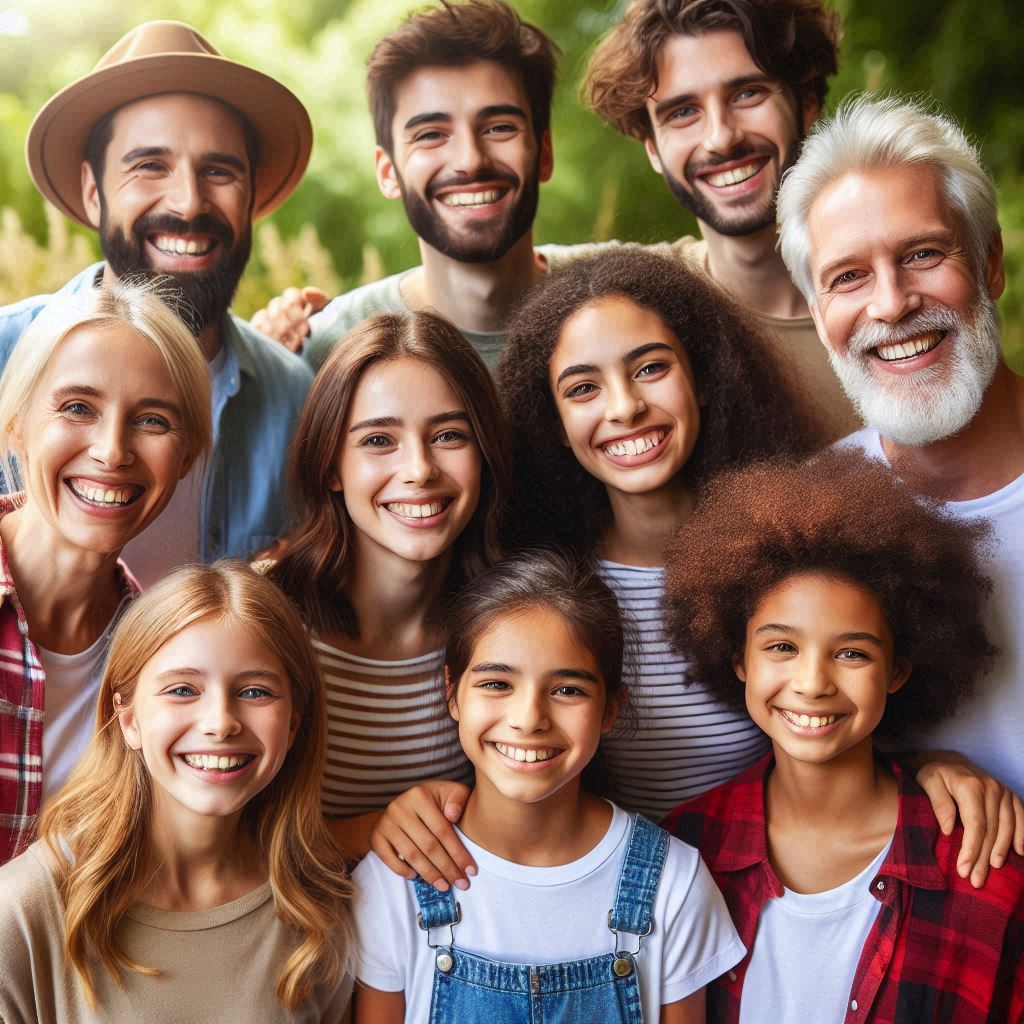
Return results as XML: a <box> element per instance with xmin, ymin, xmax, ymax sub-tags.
<box><xmin>376</xmin><ymin>60</ymin><xmax>552</xmax><ymax>263</ymax></box>
<box><xmin>335</xmin><ymin>356</ymin><xmax>482</xmax><ymax>568</ymax></box>
<box><xmin>82</xmin><ymin>93</ymin><xmax>253</xmax><ymax>333</ymax></box>
<box><xmin>736</xmin><ymin>572</ymin><xmax>910</xmax><ymax>768</ymax></box>
<box><xmin>118</xmin><ymin>615</ymin><xmax>299</xmax><ymax>829</ymax></box>
<box><xmin>643</xmin><ymin>30</ymin><xmax>815</xmax><ymax>239</ymax></box>
<box><xmin>450</xmin><ymin>606</ymin><xmax>615</xmax><ymax>808</ymax></box>
<box><xmin>549</xmin><ymin>295</ymin><xmax>702</xmax><ymax>501</ymax></box>
<box><xmin>13</xmin><ymin>323</ymin><xmax>192</xmax><ymax>557</ymax></box>
<box><xmin>808</xmin><ymin>164</ymin><xmax>1005</xmax><ymax>446</ymax></box>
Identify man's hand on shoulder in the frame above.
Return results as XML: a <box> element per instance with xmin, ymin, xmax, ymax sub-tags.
<box><xmin>250</xmin><ymin>286</ymin><xmax>330</xmax><ymax>353</ymax></box>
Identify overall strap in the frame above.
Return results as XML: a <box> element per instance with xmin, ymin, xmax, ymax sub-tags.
<box><xmin>609</xmin><ymin>814</ymin><xmax>670</xmax><ymax>937</ymax></box>
<box><xmin>412</xmin><ymin>876</ymin><xmax>461</xmax><ymax>930</ymax></box>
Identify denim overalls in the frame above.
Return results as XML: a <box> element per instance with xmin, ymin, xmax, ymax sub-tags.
<box><xmin>412</xmin><ymin>814</ymin><xmax>670</xmax><ymax>1024</ymax></box>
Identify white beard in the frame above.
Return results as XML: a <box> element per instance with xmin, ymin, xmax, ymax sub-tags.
<box><xmin>827</xmin><ymin>297</ymin><xmax>1001</xmax><ymax>446</ymax></box>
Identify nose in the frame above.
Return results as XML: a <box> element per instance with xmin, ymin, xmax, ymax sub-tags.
<box><xmin>399</xmin><ymin>439</ymin><xmax>440</xmax><ymax>487</ymax></box>
<box><xmin>703</xmin><ymin>103</ymin><xmax>743</xmax><ymax>157</ymax></box>
<box><xmin>509</xmin><ymin>688</ymin><xmax>550</xmax><ymax>735</ymax></box>
<box><xmin>790</xmin><ymin>655</ymin><xmax>838</xmax><ymax>700</ymax></box>
<box><xmin>199</xmin><ymin>691</ymin><xmax>242</xmax><ymax>740</ymax></box>
<box><xmin>866</xmin><ymin>264</ymin><xmax>922</xmax><ymax>324</ymax></box>
<box><xmin>165</xmin><ymin>164</ymin><xmax>206</xmax><ymax>221</ymax></box>
<box><xmin>604</xmin><ymin>379</ymin><xmax>646</xmax><ymax>425</ymax></box>
<box><xmin>450</xmin><ymin>129</ymin><xmax>488</xmax><ymax>177</ymax></box>
<box><xmin>88</xmin><ymin>416</ymin><xmax>134</xmax><ymax>468</ymax></box>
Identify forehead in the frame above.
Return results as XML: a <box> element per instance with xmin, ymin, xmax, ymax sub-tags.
<box><xmin>553</xmin><ymin>295</ymin><xmax>686</xmax><ymax>365</ymax></box>
<box><xmin>105</xmin><ymin>93</ymin><xmax>248</xmax><ymax>159</ymax></box>
<box><xmin>752</xmin><ymin>572</ymin><xmax>891</xmax><ymax>636</ymax></box>
<box><xmin>807</xmin><ymin>164</ymin><xmax>955</xmax><ymax>275</ymax></box>
<box><xmin>39</xmin><ymin>323</ymin><xmax>168</xmax><ymax>383</ymax></box>
<box><xmin>469</xmin><ymin>606</ymin><xmax>600</xmax><ymax>672</ymax></box>
<box><xmin>391</xmin><ymin>60</ymin><xmax>531</xmax><ymax>128</ymax></box>
<box><xmin>348</xmin><ymin>356</ymin><xmax>462</xmax><ymax>419</ymax></box>
<box><xmin>650</xmin><ymin>28</ymin><xmax>768</xmax><ymax>103</ymax></box>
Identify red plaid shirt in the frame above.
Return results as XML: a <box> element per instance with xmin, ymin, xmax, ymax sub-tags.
<box><xmin>0</xmin><ymin>506</ymin><xmax>137</xmax><ymax>864</ymax></box>
<box><xmin>664</xmin><ymin>754</ymin><xmax>1024</xmax><ymax>1024</ymax></box>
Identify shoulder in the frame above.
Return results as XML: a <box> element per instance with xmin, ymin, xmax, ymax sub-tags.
<box><xmin>228</xmin><ymin>315</ymin><xmax>313</xmax><ymax>411</ymax></box>
<box><xmin>539</xmin><ymin>236</ymin><xmax>703</xmax><ymax>274</ymax></box>
<box><xmin>0</xmin><ymin>843</ymin><xmax>63</xmax><ymax>933</ymax></box>
<box><xmin>833</xmin><ymin>426</ymin><xmax>885</xmax><ymax>460</ymax></box>
<box><xmin>663</xmin><ymin>761</ymin><xmax>765</xmax><ymax>848</ymax></box>
<box><xmin>305</xmin><ymin>273</ymin><xmax>410</xmax><ymax>365</ymax></box>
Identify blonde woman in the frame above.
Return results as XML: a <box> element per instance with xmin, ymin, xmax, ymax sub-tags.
<box><xmin>0</xmin><ymin>562</ymin><xmax>353</xmax><ymax>1022</ymax></box>
<box><xmin>0</xmin><ymin>278</ymin><xmax>210</xmax><ymax>864</ymax></box>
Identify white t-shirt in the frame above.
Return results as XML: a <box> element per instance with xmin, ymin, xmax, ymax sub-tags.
<box><xmin>353</xmin><ymin>804</ymin><xmax>744</xmax><ymax>1021</ymax></box>
<box><xmin>739</xmin><ymin>838</ymin><xmax>891</xmax><ymax>1024</ymax></box>
<box><xmin>121</xmin><ymin>346</ymin><xmax>229</xmax><ymax>588</ymax></box>
<box><xmin>598</xmin><ymin>561</ymin><xmax>769</xmax><ymax>818</ymax></box>
<box><xmin>36</xmin><ymin>604</ymin><xmax>124</xmax><ymax>799</ymax></box>
<box><xmin>845</xmin><ymin>428</ymin><xmax>1024</xmax><ymax>795</ymax></box>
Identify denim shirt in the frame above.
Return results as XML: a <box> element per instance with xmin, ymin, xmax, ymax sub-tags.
<box><xmin>0</xmin><ymin>263</ymin><xmax>312</xmax><ymax>561</ymax></box>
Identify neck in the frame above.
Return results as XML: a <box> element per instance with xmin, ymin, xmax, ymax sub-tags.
<box><xmin>601</xmin><ymin>480</ymin><xmax>696</xmax><ymax>567</ymax></box>
<box><xmin>460</xmin><ymin>776</ymin><xmax>611</xmax><ymax>867</ymax></box>
<box><xmin>0</xmin><ymin>506</ymin><xmax>123</xmax><ymax>653</ymax></box>
<box><xmin>141</xmin><ymin>802</ymin><xmax>265</xmax><ymax>912</ymax></box>
<box><xmin>404</xmin><ymin>232</ymin><xmax>543</xmax><ymax>333</ymax></box>
<box><xmin>341</xmin><ymin>541</ymin><xmax>452</xmax><ymax>659</ymax></box>
<box><xmin>880</xmin><ymin>363</ymin><xmax>1024</xmax><ymax>501</ymax></box>
<box><xmin>701</xmin><ymin>221</ymin><xmax>809</xmax><ymax>320</ymax></box>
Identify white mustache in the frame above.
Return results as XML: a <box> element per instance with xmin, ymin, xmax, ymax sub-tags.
<box><xmin>847</xmin><ymin>306</ymin><xmax>963</xmax><ymax>356</ymax></box>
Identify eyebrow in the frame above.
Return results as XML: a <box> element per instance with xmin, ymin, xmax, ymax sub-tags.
<box><xmin>121</xmin><ymin>146</ymin><xmax>246</xmax><ymax>172</ymax></box>
<box><xmin>470</xmin><ymin>662</ymin><xmax>601</xmax><ymax>684</ymax></box>
<box><xmin>555</xmin><ymin>342</ymin><xmax>676</xmax><ymax>386</ymax></box>
<box><xmin>815</xmin><ymin>230</ymin><xmax>958</xmax><ymax>288</ymax></box>
<box><xmin>348</xmin><ymin>411</ymin><xmax>470</xmax><ymax>433</ymax></box>
<box><xmin>50</xmin><ymin>384</ymin><xmax>183</xmax><ymax>417</ymax></box>
<box><xmin>153</xmin><ymin>667</ymin><xmax>285</xmax><ymax>684</ymax></box>
<box><xmin>652</xmin><ymin>74</ymin><xmax>773</xmax><ymax>119</ymax></box>
<box><xmin>404</xmin><ymin>104</ymin><xmax>528</xmax><ymax>133</ymax></box>
<box><xmin>753</xmin><ymin>624</ymin><xmax>886</xmax><ymax>648</ymax></box>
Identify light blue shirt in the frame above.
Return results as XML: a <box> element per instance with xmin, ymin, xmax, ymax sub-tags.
<box><xmin>0</xmin><ymin>263</ymin><xmax>312</xmax><ymax>562</ymax></box>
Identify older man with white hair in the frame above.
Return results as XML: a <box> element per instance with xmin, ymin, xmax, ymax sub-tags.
<box><xmin>778</xmin><ymin>95</ymin><xmax>1024</xmax><ymax>811</ymax></box>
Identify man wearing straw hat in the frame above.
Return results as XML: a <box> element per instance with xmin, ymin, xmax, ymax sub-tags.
<box><xmin>0</xmin><ymin>21</ymin><xmax>314</xmax><ymax>583</ymax></box>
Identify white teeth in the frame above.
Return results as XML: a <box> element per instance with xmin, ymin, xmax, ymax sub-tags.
<box><xmin>70</xmin><ymin>480</ymin><xmax>137</xmax><ymax>507</ymax></box>
<box><xmin>386</xmin><ymin>499</ymin><xmax>449</xmax><ymax>519</ymax></box>
<box><xmin>780</xmin><ymin>710</ymin><xmax>838</xmax><ymax>730</ymax></box>
<box><xmin>494</xmin><ymin>742</ymin><xmax>556</xmax><ymax>763</ymax></box>
<box><xmin>705</xmin><ymin>161</ymin><xmax>763</xmax><ymax>187</ymax></box>
<box><xmin>876</xmin><ymin>332</ymin><xmax>942</xmax><ymax>362</ymax></box>
<box><xmin>153</xmin><ymin>235</ymin><xmax>214</xmax><ymax>256</ymax></box>
<box><xmin>440</xmin><ymin>189</ymin><xmax>503</xmax><ymax>207</ymax></box>
<box><xmin>604</xmin><ymin>430</ymin><xmax>665</xmax><ymax>458</ymax></box>
<box><xmin>183</xmin><ymin>753</ymin><xmax>250</xmax><ymax>770</ymax></box>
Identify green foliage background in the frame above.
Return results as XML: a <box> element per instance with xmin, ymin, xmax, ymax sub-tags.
<box><xmin>1</xmin><ymin>0</ymin><xmax>1021</xmax><ymax>363</ymax></box>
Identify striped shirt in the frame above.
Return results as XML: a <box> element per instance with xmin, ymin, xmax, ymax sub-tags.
<box><xmin>597</xmin><ymin>561</ymin><xmax>768</xmax><ymax>820</ymax></box>
<box><xmin>315</xmin><ymin>639</ymin><xmax>473</xmax><ymax>817</ymax></box>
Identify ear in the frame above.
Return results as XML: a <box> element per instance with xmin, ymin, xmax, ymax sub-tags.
<box><xmin>538</xmin><ymin>130</ymin><xmax>554</xmax><ymax>183</ymax></box>
<box><xmin>985</xmin><ymin>230</ymin><xmax>1006</xmax><ymax>301</ymax></box>
<box><xmin>81</xmin><ymin>160</ymin><xmax>103</xmax><ymax>230</ymax></box>
<box><xmin>601</xmin><ymin>687</ymin><xmax>623</xmax><ymax>735</ymax></box>
<box><xmin>809</xmin><ymin>299</ymin><xmax>829</xmax><ymax>349</ymax></box>
<box><xmin>444</xmin><ymin>665</ymin><xmax>459</xmax><ymax>722</ymax></box>
<box><xmin>375</xmin><ymin>146</ymin><xmax>402</xmax><ymax>201</ymax></box>
<box><xmin>115</xmin><ymin>693</ymin><xmax>143</xmax><ymax>751</ymax></box>
<box><xmin>643</xmin><ymin>135</ymin><xmax>664</xmax><ymax>176</ymax></box>
<box><xmin>800</xmin><ymin>92</ymin><xmax>821</xmax><ymax>134</ymax></box>
<box><xmin>6</xmin><ymin>416</ymin><xmax>23</xmax><ymax>459</ymax></box>
<box><xmin>287</xmin><ymin>711</ymin><xmax>301</xmax><ymax>748</ymax></box>
<box><xmin>328</xmin><ymin>469</ymin><xmax>343</xmax><ymax>493</ymax></box>
<box><xmin>732</xmin><ymin>653</ymin><xmax>747</xmax><ymax>684</ymax></box>
<box><xmin>887</xmin><ymin>656</ymin><xmax>912</xmax><ymax>696</ymax></box>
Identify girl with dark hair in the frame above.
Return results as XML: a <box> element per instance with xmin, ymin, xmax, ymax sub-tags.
<box><xmin>269</xmin><ymin>310</ymin><xmax>511</xmax><ymax>858</ymax></box>
<box><xmin>661</xmin><ymin>450</ymin><xmax>1024</xmax><ymax>1022</ymax></box>
<box><xmin>352</xmin><ymin>550</ymin><xmax>743</xmax><ymax>1024</ymax></box>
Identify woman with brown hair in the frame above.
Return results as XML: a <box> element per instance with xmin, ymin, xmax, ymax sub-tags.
<box><xmin>269</xmin><ymin>310</ymin><xmax>510</xmax><ymax>859</ymax></box>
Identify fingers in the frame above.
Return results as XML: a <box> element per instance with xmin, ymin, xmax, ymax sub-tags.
<box><xmin>967</xmin><ymin>778</ymin><xmax>1002</xmax><ymax>888</ymax></box>
<box><xmin>376</xmin><ymin>801</ymin><xmax>470</xmax><ymax>892</ymax></box>
<box><xmin>1014</xmin><ymin>792</ymin><xmax>1024</xmax><ymax>857</ymax></box>
<box><xmin>251</xmin><ymin>286</ymin><xmax>314</xmax><ymax>348</ymax></box>
<box><xmin>988</xmin><ymin>787</ymin><xmax>1016</xmax><ymax>871</ymax></box>
<box><xmin>302</xmin><ymin>286</ymin><xmax>331</xmax><ymax>313</ymax></box>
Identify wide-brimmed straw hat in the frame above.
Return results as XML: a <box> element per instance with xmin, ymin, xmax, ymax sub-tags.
<box><xmin>26</xmin><ymin>20</ymin><xmax>313</xmax><ymax>227</ymax></box>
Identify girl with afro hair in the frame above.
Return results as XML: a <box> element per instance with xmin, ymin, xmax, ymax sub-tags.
<box><xmin>662</xmin><ymin>448</ymin><xmax>1024</xmax><ymax>1024</ymax></box>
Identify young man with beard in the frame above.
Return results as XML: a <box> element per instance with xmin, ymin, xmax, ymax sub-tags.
<box><xmin>580</xmin><ymin>0</ymin><xmax>859</xmax><ymax>442</ymax></box>
<box><xmin>778</xmin><ymin>94</ymin><xmax>1024</xmax><ymax>800</ymax></box>
<box><xmin>0</xmin><ymin>22</ymin><xmax>314</xmax><ymax>584</ymax></box>
<box><xmin>252</xmin><ymin>0</ymin><xmax>556</xmax><ymax>373</ymax></box>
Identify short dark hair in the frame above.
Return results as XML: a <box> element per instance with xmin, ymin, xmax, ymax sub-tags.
<box><xmin>584</xmin><ymin>0</ymin><xmax>840</xmax><ymax>140</ymax></box>
<box><xmin>84</xmin><ymin>95</ymin><xmax>262</xmax><ymax>192</ymax></box>
<box><xmin>662</xmin><ymin>449</ymin><xmax>997</xmax><ymax>743</ymax></box>
<box><xmin>444</xmin><ymin>548</ymin><xmax>636</xmax><ymax>797</ymax></box>
<box><xmin>496</xmin><ymin>247</ymin><xmax>823</xmax><ymax>555</ymax></box>
<box><xmin>367</xmin><ymin>0</ymin><xmax>559</xmax><ymax>153</ymax></box>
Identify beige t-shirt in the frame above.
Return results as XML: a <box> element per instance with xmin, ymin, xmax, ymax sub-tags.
<box><xmin>0</xmin><ymin>844</ymin><xmax>352</xmax><ymax>1023</ymax></box>
<box><xmin>544</xmin><ymin>236</ymin><xmax>861</xmax><ymax>444</ymax></box>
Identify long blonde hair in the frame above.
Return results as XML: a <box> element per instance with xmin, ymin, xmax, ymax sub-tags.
<box><xmin>38</xmin><ymin>562</ymin><xmax>352</xmax><ymax>1008</ymax></box>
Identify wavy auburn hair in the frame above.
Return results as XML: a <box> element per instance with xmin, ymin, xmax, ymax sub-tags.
<box><xmin>498</xmin><ymin>248</ymin><xmax>823</xmax><ymax>554</ymax></box>
<box><xmin>39</xmin><ymin>562</ymin><xmax>352</xmax><ymax>1009</ymax></box>
<box><xmin>271</xmin><ymin>310</ymin><xmax>511</xmax><ymax>636</ymax></box>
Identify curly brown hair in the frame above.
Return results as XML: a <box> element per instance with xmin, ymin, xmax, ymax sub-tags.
<box><xmin>583</xmin><ymin>0</ymin><xmax>840</xmax><ymax>141</ymax></box>
<box><xmin>662</xmin><ymin>448</ymin><xmax>997</xmax><ymax>742</ymax></box>
<box><xmin>496</xmin><ymin>247</ymin><xmax>823</xmax><ymax>554</ymax></box>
